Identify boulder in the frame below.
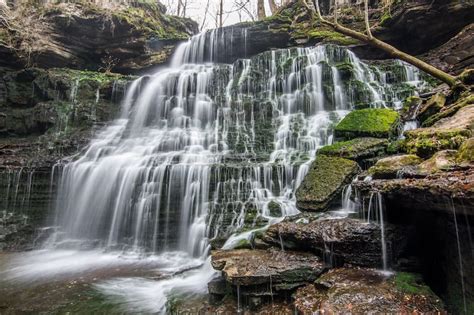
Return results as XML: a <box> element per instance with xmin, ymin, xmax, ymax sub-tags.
<box><xmin>318</xmin><ymin>137</ymin><xmax>388</xmax><ymax>163</ymax></box>
<box><xmin>457</xmin><ymin>138</ymin><xmax>474</xmax><ymax>165</ymax></box>
<box><xmin>211</xmin><ymin>249</ymin><xmax>325</xmax><ymax>289</ymax></box>
<box><xmin>294</xmin><ymin>268</ymin><xmax>445</xmax><ymax>314</ymax></box>
<box><xmin>263</xmin><ymin>217</ymin><xmax>407</xmax><ymax>268</ymax></box>
<box><xmin>296</xmin><ymin>155</ymin><xmax>360</xmax><ymax>212</ymax></box>
<box><xmin>417</xmin><ymin>93</ymin><xmax>446</xmax><ymax>124</ymax></box>
<box><xmin>334</xmin><ymin>108</ymin><xmax>400</xmax><ymax>140</ymax></box>
<box><xmin>418</xmin><ymin>150</ymin><xmax>457</xmax><ymax>174</ymax></box>
<box><xmin>405</xmin><ymin>105</ymin><xmax>474</xmax><ymax>158</ymax></box>
<box><xmin>368</xmin><ymin>154</ymin><xmax>423</xmax><ymax>179</ymax></box>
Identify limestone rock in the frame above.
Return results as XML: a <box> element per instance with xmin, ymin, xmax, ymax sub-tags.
<box><xmin>318</xmin><ymin>137</ymin><xmax>388</xmax><ymax>163</ymax></box>
<box><xmin>263</xmin><ymin>217</ymin><xmax>407</xmax><ymax>268</ymax></box>
<box><xmin>457</xmin><ymin>138</ymin><xmax>474</xmax><ymax>165</ymax></box>
<box><xmin>294</xmin><ymin>268</ymin><xmax>445</xmax><ymax>314</ymax></box>
<box><xmin>211</xmin><ymin>249</ymin><xmax>325</xmax><ymax>288</ymax></box>
<box><xmin>296</xmin><ymin>155</ymin><xmax>360</xmax><ymax>212</ymax></box>
<box><xmin>334</xmin><ymin>108</ymin><xmax>400</xmax><ymax>140</ymax></box>
<box><xmin>405</xmin><ymin>105</ymin><xmax>474</xmax><ymax>157</ymax></box>
<box><xmin>418</xmin><ymin>150</ymin><xmax>457</xmax><ymax>174</ymax></box>
<box><xmin>368</xmin><ymin>154</ymin><xmax>423</xmax><ymax>179</ymax></box>
<box><xmin>417</xmin><ymin>93</ymin><xmax>446</xmax><ymax>124</ymax></box>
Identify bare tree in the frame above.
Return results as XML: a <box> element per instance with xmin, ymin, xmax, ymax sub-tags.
<box><xmin>305</xmin><ymin>0</ymin><xmax>457</xmax><ymax>86</ymax></box>
<box><xmin>257</xmin><ymin>0</ymin><xmax>266</xmax><ymax>20</ymax></box>
<box><xmin>200</xmin><ymin>0</ymin><xmax>212</xmax><ymax>30</ymax></box>
<box><xmin>268</xmin><ymin>0</ymin><xmax>278</xmax><ymax>14</ymax></box>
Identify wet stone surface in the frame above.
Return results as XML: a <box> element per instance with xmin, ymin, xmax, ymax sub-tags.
<box><xmin>294</xmin><ymin>268</ymin><xmax>446</xmax><ymax>314</ymax></box>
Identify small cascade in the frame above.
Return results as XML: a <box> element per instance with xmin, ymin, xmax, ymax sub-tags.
<box><xmin>450</xmin><ymin>199</ymin><xmax>468</xmax><ymax>314</ymax></box>
<box><xmin>367</xmin><ymin>191</ymin><xmax>388</xmax><ymax>271</ymax></box>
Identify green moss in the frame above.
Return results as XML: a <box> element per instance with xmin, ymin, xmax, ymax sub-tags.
<box><xmin>405</xmin><ymin>128</ymin><xmax>470</xmax><ymax>158</ymax></box>
<box><xmin>456</xmin><ymin>138</ymin><xmax>474</xmax><ymax>164</ymax></box>
<box><xmin>335</xmin><ymin>108</ymin><xmax>400</xmax><ymax>140</ymax></box>
<box><xmin>233</xmin><ymin>239</ymin><xmax>253</xmax><ymax>250</ymax></box>
<box><xmin>296</xmin><ymin>155</ymin><xmax>359</xmax><ymax>211</ymax></box>
<box><xmin>368</xmin><ymin>154</ymin><xmax>422</xmax><ymax>179</ymax></box>
<box><xmin>393</xmin><ymin>272</ymin><xmax>435</xmax><ymax>296</ymax></box>
<box><xmin>423</xmin><ymin>94</ymin><xmax>474</xmax><ymax>127</ymax></box>
<box><xmin>307</xmin><ymin>30</ymin><xmax>359</xmax><ymax>46</ymax></box>
<box><xmin>380</xmin><ymin>10</ymin><xmax>392</xmax><ymax>26</ymax></box>
<box><xmin>318</xmin><ymin>137</ymin><xmax>388</xmax><ymax>160</ymax></box>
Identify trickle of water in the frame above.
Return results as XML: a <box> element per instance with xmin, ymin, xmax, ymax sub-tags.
<box><xmin>450</xmin><ymin>199</ymin><xmax>467</xmax><ymax>314</ymax></box>
<box><xmin>366</xmin><ymin>192</ymin><xmax>388</xmax><ymax>271</ymax></box>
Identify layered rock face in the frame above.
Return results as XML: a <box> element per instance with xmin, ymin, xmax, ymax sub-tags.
<box><xmin>0</xmin><ymin>1</ymin><xmax>198</xmax><ymax>73</ymax></box>
<box><xmin>0</xmin><ymin>67</ymin><xmax>133</xmax><ymax>249</ymax></box>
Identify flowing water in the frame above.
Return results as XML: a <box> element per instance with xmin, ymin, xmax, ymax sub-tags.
<box><xmin>0</xmin><ymin>30</ymin><xmax>425</xmax><ymax>313</ymax></box>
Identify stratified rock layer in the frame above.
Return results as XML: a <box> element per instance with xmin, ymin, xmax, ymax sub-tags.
<box><xmin>263</xmin><ymin>217</ymin><xmax>407</xmax><ymax>268</ymax></box>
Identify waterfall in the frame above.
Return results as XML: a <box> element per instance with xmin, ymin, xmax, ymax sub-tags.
<box><xmin>0</xmin><ymin>31</ymin><xmax>423</xmax><ymax>313</ymax></box>
<box><xmin>50</xmin><ymin>43</ymin><xmax>416</xmax><ymax>258</ymax></box>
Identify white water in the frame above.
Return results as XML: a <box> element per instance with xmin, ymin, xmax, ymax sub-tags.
<box><xmin>1</xmin><ymin>30</ymin><xmax>424</xmax><ymax>313</ymax></box>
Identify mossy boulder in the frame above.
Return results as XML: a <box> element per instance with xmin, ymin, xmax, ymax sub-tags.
<box><xmin>334</xmin><ymin>108</ymin><xmax>400</xmax><ymax>140</ymax></box>
<box><xmin>422</xmin><ymin>93</ymin><xmax>474</xmax><ymax>127</ymax></box>
<box><xmin>318</xmin><ymin>137</ymin><xmax>388</xmax><ymax>162</ymax></box>
<box><xmin>296</xmin><ymin>155</ymin><xmax>360</xmax><ymax>211</ymax></box>
<box><xmin>418</xmin><ymin>150</ymin><xmax>457</xmax><ymax>174</ymax></box>
<box><xmin>417</xmin><ymin>93</ymin><xmax>446</xmax><ymax>124</ymax></box>
<box><xmin>405</xmin><ymin>105</ymin><xmax>474</xmax><ymax>158</ymax></box>
<box><xmin>368</xmin><ymin>154</ymin><xmax>423</xmax><ymax>179</ymax></box>
<box><xmin>457</xmin><ymin>138</ymin><xmax>474</xmax><ymax>165</ymax></box>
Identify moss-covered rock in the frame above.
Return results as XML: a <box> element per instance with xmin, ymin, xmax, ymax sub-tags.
<box><xmin>334</xmin><ymin>108</ymin><xmax>400</xmax><ymax>140</ymax></box>
<box><xmin>457</xmin><ymin>138</ymin><xmax>474</xmax><ymax>165</ymax></box>
<box><xmin>318</xmin><ymin>137</ymin><xmax>388</xmax><ymax>162</ymax></box>
<box><xmin>417</xmin><ymin>93</ymin><xmax>446</xmax><ymax>124</ymax></box>
<box><xmin>296</xmin><ymin>155</ymin><xmax>360</xmax><ymax>211</ymax></box>
<box><xmin>368</xmin><ymin>154</ymin><xmax>423</xmax><ymax>179</ymax></box>
<box><xmin>418</xmin><ymin>150</ymin><xmax>457</xmax><ymax>174</ymax></box>
<box><xmin>422</xmin><ymin>93</ymin><xmax>474</xmax><ymax>127</ymax></box>
<box><xmin>405</xmin><ymin>105</ymin><xmax>474</xmax><ymax>158</ymax></box>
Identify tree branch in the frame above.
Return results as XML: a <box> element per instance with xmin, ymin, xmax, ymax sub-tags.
<box><xmin>309</xmin><ymin>0</ymin><xmax>457</xmax><ymax>87</ymax></box>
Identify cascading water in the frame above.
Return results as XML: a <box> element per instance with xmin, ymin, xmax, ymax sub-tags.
<box><xmin>3</xmin><ymin>30</ymin><xmax>425</xmax><ymax>313</ymax></box>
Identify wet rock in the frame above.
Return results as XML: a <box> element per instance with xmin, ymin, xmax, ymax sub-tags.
<box><xmin>334</xmin><ymin>108</ymin><xmax>400</xmax><ymax>140</ymax></box>
<box><xmin>318</xmin><ymin>137</ymin><xmax>388</xmax><ymax>163</ymax></box>
<box><xmin>354</xmin><ymin>168</ymin><xmax>474</xmax><ymax>216</ymax></box>
<box><xmin>418</xmin><ymin>150</ymin><xmax>457</xmax><ymax>174</ymax></box>
<box><xmin>417</xmin><ymin>93</ymin><xmax>446</xmax><ymax>124</ymax></box>
<box><xmin>294</xmin><ymin>268</ymin><xmax>445</xmax><ymax>314</ymax></box>
<box><xmin>457</xmin><ymin>137</ymin><xmax>474</xmax><ymax>165</ymax></box>
<box><xmin>263</xmin><ymin>217</ymin><xmax>407</xmax><ymax>268</ymax></box>
<box><xmin>422</xmin><ymin>92</ymin><xmax>474</xmax><ymax>127</ymax></box>
<box><xmin>405</xmin><ymin>105</ymin><xmax>474</xmax><ymax>157</ymax></box>
<box><xmin>296</xmin><ymin>155</ymin><xmax>360</xmax><ymax>212</ymax></box>
<box><xmin>368</xmin><ymin>154</ymin><xmax>423</xmax><ymax>179</ymax></box>
<box><xmin>211</xmin><ymin>249</ymin><xmax>325</xmax><ymax>289</ymax></box>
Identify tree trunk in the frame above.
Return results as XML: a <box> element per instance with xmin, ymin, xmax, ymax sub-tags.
<box><xmin>219</xmin><ymin>0</ymin><xmax>224</xmax><ymax>27</ymax></box>
<box><xmin>257</xmin><ymin>0</ymin><xmax>266</xmax><ymax>20</ymax></box>
<box><xmin>268</xmin><ymin>0</ymin><xmax>278</xmax><ymax>14</ymax></box>
<box><xmin>308</xmin><ymin>0</ymin><xmax>457</xmax><ymax>87</ymax></box>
